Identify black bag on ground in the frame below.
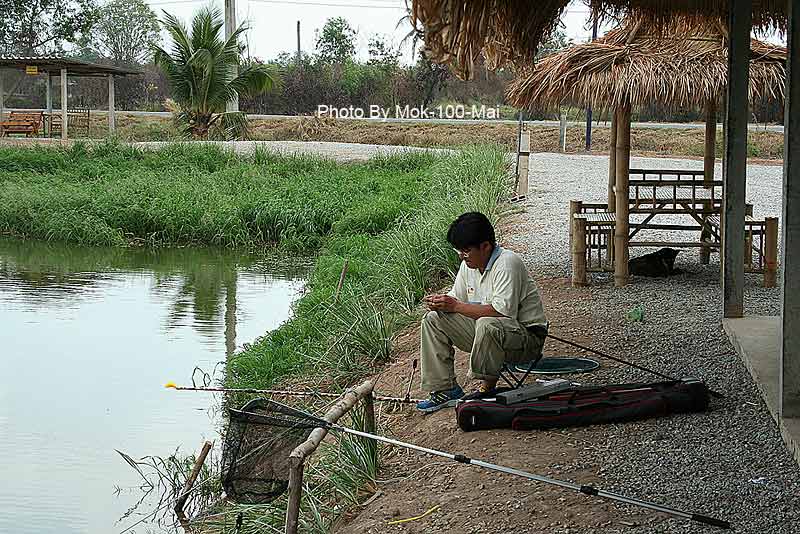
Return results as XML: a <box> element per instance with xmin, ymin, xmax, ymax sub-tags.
<box><xmin>455</xmin><ymin>380</ymin><xmax>709</xmax><ymax>432</ymax></box>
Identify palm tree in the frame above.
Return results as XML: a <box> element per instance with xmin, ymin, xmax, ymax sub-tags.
<box><xmin>153</xmin><ymin>7</ymin><xmax>278</xmax><ymax>139</ymax></box>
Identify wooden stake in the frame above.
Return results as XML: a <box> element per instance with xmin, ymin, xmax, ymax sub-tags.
<box><xmin>285</xmin><ymin>456</ymin><xmax>304</xmax><ymax>534</ymax></box>
<box><xmin>175</xmin><ymin>440</ymin><xmax>213</xmax><ymax>526</ymax></box>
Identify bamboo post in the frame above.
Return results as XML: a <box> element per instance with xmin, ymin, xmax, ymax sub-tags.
<box><xmin>286</xmin><ymin>456</ymin><xmax>304</xmax><ymax>534</ymax></box>
<box><xmin>701</xmin><ymin>100</ymin><xmax>717</xmax><ymax>264</ymax></box>
<box><xmin>568</xmin><ymin>200</ymin><xmax>582</xmax><ymax>254</ymax></box>
<box><xmin>175</xmin><ymin>440</ymin><xmax>213</xmax><ymax>526</ymax></box>
<box><xmin>572</xmin><ymin>217</ymin><xmax>587</xmax><ymax>286</ymax></box>
<box><xmin>608</xmin><ymin>110</ymin><xmax>617</xmax><ymax>211</ymax></box>
<box><xmin>765</xmin><ymin>217</ymin><xmax>778</xmax><ymax>288</ymax></box>
<box><xmin>614</xmin><ymin>104</ymin><xmax>632</xmax><ymax>287</ymax></box>
<box><xmin>559</xmin><ymin>109</ymin><xmax>567</xmax><ymax>152</ymax></box>
<box><xmin>704</xmin><ymin>100</ymin><xmax>717</xmax><ymax>187</ymax></box>
<box><xmin>285</xmin><ymin>379</ymin><xmax>376</xmax><ymax>534</ymax></box>
<box><xmin>517</xmin><ymin>130</ymin><xmax>531</xmax><ymax>197</ymax></box>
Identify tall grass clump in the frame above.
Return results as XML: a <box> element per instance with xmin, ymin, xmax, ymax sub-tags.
<box><xmin>226</xmin><ymin>144</ymin><xmax>510</xmax><ymax>390</ymax></box>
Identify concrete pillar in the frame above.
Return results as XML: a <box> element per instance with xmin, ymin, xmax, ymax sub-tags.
<box><xmin>608</xmin><ymin>109</ymin><xmax>617</xmax><ymax>211</ymax></box>
<box><xmin>107</xmin><ymin>74</ymin><xmax>115</xmax><ymax>134</ymax></box>
<box><xmin>781</xmin><ymin>0</ymin><xmax>800</xmax><ymax>418</ymax></box>
<box><xmin>45</xmin><ymin>72</ymin><xmax>53</xmax><ymax>136</ymax></box>
<box><xmin>722</xmin><ymin>0</ymin><xmax>751</xmax><ymax>319</ymax></box>
<box><xmin>614</xmin><ymin>104</ymin><xmax>631</xmax><ymax>287</ymax></box>
<box><xmin>60</xmin><ymin>68</ymin><xmax>68</xmax><ymax>140</ymax></box>
<box><xmin>224</xmin><ymin>0</ymin><xmax>239</xmax><ymax>113</ymax></box>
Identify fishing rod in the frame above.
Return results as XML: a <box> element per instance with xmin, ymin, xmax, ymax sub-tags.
<box><xmin>233</xmin><ymin>399</ymin><xmax>731</xmax><ymax>530</ymax></box>
<box><xmin>164</xmin><ymin>383</ymin><xmax>423</xmax><ymax>404</ymax></box>
<box><xmin>546</xmin><ymin>333</ymin><xmax>724</xmax><ymax>399</ymax></box>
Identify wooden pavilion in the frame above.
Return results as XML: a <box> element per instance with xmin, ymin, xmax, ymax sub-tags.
<box><xmin>506</xmin><ymin>15</ymin><xmax>786</xmax><ymax>287</ymax></box>
<box><xmin>0</xmin><ymin>56</ymin><xmax>140</xmax><ymax>139</ymax></box>
<box><xmin>410</xmin><ymin>0</ymin><xmax>800</xmax><ymax>462</ymax></box>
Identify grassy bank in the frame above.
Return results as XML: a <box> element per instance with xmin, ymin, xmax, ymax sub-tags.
<box><xmin>226</xmin><ymin>144</ymin><xmax>509</xmax><ymax>393</ymax></box>
<box><xmin>0</xmin><ymin>142</ymin><xmax>438</xmax><ymax>248</ymax></box>
<box><xmin>66</xmin><ymin>112</ymin><xmax>786</xmax><ymax>160</ymax></box>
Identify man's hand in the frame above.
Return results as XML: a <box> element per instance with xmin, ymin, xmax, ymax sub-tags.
<box><xmin>423</xmin><ymin>293</ymin><xmax>461</xmax><ymax>313</ymax></box>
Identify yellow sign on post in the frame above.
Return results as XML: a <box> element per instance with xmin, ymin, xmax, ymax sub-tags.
<box><xmin>25</xmin><ymin>65</ymin><xmax>38</xmax><ymax>75</ymax></box>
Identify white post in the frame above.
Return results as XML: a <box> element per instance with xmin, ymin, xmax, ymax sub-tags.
<box><xmin>107</xmin><ymin>74</ymin><xmax>116</xmax><ymax>134</ymax></box>
<box><xmin>60</xmin><ymin>68</ymin><xmax>68</xmax><ymax>140</ymax></box>
<box><xmin>559</xmin><ymin>109</ymin><xmax>567</xmax><ymax>152</ymax></box>
<box><xmin>0</xmin><ymin>69</ymin><xmax>5</xmax><ymax>124</ymax></box>
<box><xmin>224</xmin><ymin>0</ymin><xmax>239</xmax><ymax>113</ymax></box>
<box><xmin>45</xmin><ymin>72</ymin><xmax>53</xmax><ymax>136</ymax></box>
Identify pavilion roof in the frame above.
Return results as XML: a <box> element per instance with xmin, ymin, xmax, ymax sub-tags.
<box><xmin>410</xmin><ymin>0</ymin><xmax>788</xmax><ymax>79</ymax></box>
<box><xmin>507</xmin><ymin>15</ymin><xmax>787</xmax><ymax>113</ymax></box>
<box><xmin>0</xmin><ymin>56</ymin><xmax>140</xmax><ymax>77</ymax></box>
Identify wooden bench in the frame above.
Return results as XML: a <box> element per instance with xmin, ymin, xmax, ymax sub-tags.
<box><xmin>570</xmin><ymin>202</ymin><xmax>778</xmax><ymax>287</ymax></box>
<box><xmin>0</xmin><ymin>111</ymin><xmax>43</xmax><ymax>137</ymax></box>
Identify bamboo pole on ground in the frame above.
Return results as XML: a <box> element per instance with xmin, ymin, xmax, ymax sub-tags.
<box><xmin>614</xmin><ymin>104</ymin><xmax>632</xmax><ymax>287</ymax></box>
<box><xmin>608</xmin><ymin>110</ymin><xmax>617</xmax><ymax>211</ymax></box>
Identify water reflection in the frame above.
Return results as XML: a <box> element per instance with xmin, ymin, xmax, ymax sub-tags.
<box><xmin>0</xmin><ymin>238</ymin><xmax>308</xmax><ymax>534</ymax></box>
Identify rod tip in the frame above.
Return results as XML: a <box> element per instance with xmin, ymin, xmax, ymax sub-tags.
<box><xmin>165</xmin><ymin>382</ymin><xmax>177</xmax><ymax>389</ymax></box>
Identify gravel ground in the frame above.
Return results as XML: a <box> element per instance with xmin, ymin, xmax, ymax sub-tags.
<box><xmin>133</xmin><ymin>140</ymin><xmax>449</xmax><ymax>161</ymax></box>
<box><xmin>505</xmin><ymin>152</ymin><xmax>799</xmax><ymax>533</ymax></box>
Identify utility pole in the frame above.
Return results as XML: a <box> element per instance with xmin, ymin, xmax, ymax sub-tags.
<box><xmin>297</xmin><ymin>21</ymin><xmax>301</xmax><ymax>65</ymax></box>
<box><xmin>224</xmin><ymin>0</ymin><xmax>239</xmax><ymax>113</ymax></box>
<box><xmin>585</xmin><ymin>15</ymin><xmax>598</xmax><ymax>151</ymax></box>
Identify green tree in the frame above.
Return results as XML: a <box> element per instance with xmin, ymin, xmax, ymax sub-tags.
<box><xmin>0</xmin><ymin>0</ymin><xmax>98</xmax><ymax>55</ymax></box>
<box><xmin>537</xmin><ymin>28</ymin><xmax>572</xmax><ymax>60</ymax></box>
<box><xmin>153</xmin><ymin>7</ymin><xmax>279</xmax><ymax>139</ymax></box>
<box><xmin>91</xmin><ymin>0</ymin><xmax>160</xmax><ymax>66</ymax></box>
<box><xmin>315</xmin><ymin>17</ymin><xmax>356</xmax><ymax>64</ymax></box>
<box><xmin>368</xmin><ymin>35</ymin><xmax>399</xmax><ymax>69</ymax></box>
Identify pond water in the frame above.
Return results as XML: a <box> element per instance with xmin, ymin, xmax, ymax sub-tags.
<box><xmin>0</xmin><ymin>239</ymin><xmax>307</xmax><ymax>534</ymax></box>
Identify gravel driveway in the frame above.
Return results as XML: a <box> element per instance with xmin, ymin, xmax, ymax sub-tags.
<box><xmin>504</xmin><ymin>152</ymin><xmax>798</xmax><ymax>533</ymax></box>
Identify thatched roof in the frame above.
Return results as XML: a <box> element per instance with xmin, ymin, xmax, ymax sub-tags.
<box><xmin>410</xmin><ymin>1</ymin><xmax>788</xmax><ymax>79</ymax></box>
<box><xmin>506</xmin><ymin>15</ymin><xmax>786</xmax><ymax>113</ymax></box>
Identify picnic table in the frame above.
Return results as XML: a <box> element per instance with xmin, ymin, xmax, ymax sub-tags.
<box><xmin>569</xmin><ymin>168</ymin><xmax>778</xmax><ymax>287</ymax></box>
<box><xmin>0</xmin><ymin>111</ymin><xmax>43</xmax><ymax>137</ymax></box>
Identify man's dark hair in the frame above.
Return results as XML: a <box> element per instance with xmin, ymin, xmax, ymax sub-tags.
<box><xmin>447</xmin><ymin>212</ymin><xmax>496</xmax><ymax>250</ymax></box>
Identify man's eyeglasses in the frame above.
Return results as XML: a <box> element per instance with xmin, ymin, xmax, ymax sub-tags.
<box><xmin>454</xmin><ymin>248</ymin><xmax>473</xmax><ymax>258</ymax></box>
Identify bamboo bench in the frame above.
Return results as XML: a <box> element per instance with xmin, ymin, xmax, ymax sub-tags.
<box><xmin>0</xmin><ymin>111</ymin><xmax>43</xmax><ymax>137</ymax></box>
<box><xmin>570</xmin><ymin>203</ymin><xmax>778</xmax><ymax>287</ymax></box>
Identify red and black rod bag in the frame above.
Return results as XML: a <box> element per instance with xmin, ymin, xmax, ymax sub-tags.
<box><xmin>456</xmin><ymin>379</ymin><xmax>710</xmax><ymax>432</ymax></box>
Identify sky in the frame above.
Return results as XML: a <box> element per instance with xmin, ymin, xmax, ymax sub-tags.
<box><xmin>144</xmin><ymin>0</ymin><xmax>607</xmax><ymax>64</ymax></box>
<box><xmin>144</xmin><ymin>0</ymin><xmax>785</xmax><ymax>64</ymax></box>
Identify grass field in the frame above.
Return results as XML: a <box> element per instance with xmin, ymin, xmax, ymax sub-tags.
<box><xmin>67</xmin><ymin>112</ymin><xmax>787</xmax><ymax>161</ymax></box>
<box><xmin>0</xmin><ymin>141</ymin><xmax>437</xmax><ymax>248</ymax></box>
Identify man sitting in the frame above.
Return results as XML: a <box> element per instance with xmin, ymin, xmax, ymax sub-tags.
<box><xmin>416</xmin><ymin>212</ymin><xmax>548</xmax><ymax>413</ymax></box>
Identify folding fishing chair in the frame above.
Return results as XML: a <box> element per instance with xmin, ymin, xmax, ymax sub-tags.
<box><xmin>498</xmin><ymin>322</ymin><xmax>549</xmax><ymax>389</ymax></box>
